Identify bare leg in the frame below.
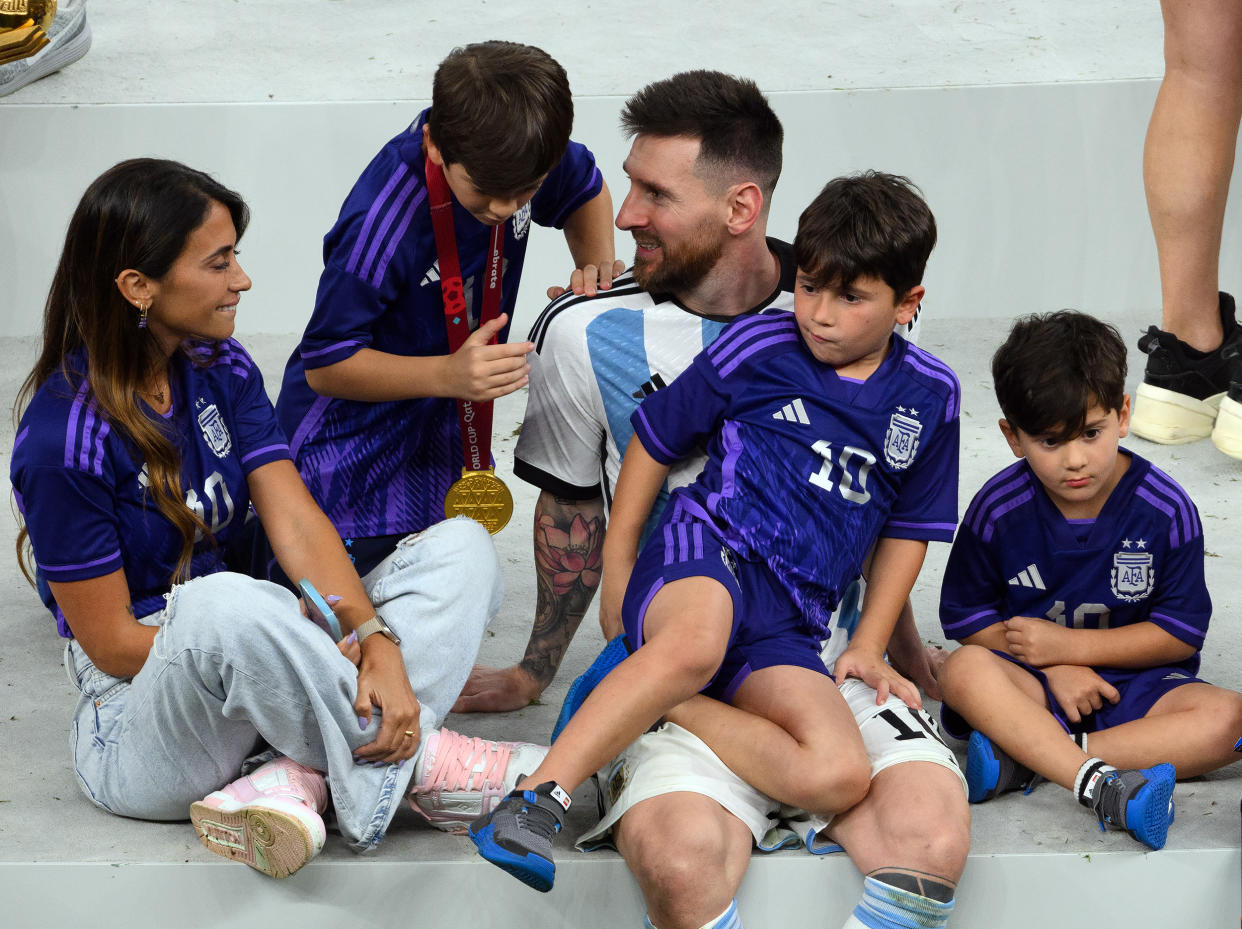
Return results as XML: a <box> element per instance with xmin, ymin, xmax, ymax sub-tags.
<box><xmin>1144</xmin><ymin>0</ymin><xmax>1242</xmax><ymax>348</ymax></box>
<box><xmin>614</xmin><ymin>793</ymin><xmax>753</xmax><ymax>929</ymax></box>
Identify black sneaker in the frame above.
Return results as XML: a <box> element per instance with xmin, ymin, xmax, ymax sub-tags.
<box><xmin>1132</xmin><ymin>292</ymin><xmax>1242</xmax><ymax>444</ymax></box>
<box><xmin>468</xmin><ymin>781</ymin><xmax>570</xmax><ymax>892</ymax></box>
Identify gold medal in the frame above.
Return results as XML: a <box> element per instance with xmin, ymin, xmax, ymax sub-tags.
<box><xmin>444</xmin><ymin>468</ymin><xmax>513</xmax><ymax>534</ymax></box>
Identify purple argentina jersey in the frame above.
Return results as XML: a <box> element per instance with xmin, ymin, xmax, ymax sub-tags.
<box><xmin>277</xmin><ymin>109</ymin><xmax>603</xmax><ymax>539</ymax></box>
<box><xmin>939</xmin><ymin>451</ymin><xmax>1211</xmax><ymax>678</ymax></box>
<box><xmin>631</xmin><ymin>313</ymin><xmax>960</xmax><ymax>636</ymax></box>
<box><xmin>11</xmin><ymin>341</ymin><xmax>291</xmax><ymax>637</ymax></box>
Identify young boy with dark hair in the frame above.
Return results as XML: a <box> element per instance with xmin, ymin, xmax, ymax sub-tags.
<box><xmin>276</xmin><ymin>40</ymin><xmax>619</xmax><ymax>577</ymax></box>
<box><xmin>938</xmin><ymin>310</ymin><xmax>1242</xmax><ymax>851</ymax></box>
<box><xmin>469</xmin><ymin>172</ymin><xmax>963</xmax><ymax>895</ymax></box>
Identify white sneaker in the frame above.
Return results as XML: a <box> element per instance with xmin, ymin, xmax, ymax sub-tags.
<box><xmin>189</xmin><ymin>756</ymin><xmax>328</xmax><ymax>879</ymax></box>
<box><xmin>409</xmin><ymin>727</ymin><xmax>549</xmax><ymax>834</ymax></box>
<box><xmin>0</xmin><ymin>0</ymin><xmax>91</xmax><ymax>98</ymax></box>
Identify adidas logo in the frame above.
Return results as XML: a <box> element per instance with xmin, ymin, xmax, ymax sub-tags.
<box><xmin>772</xmin><ymin>398</ymin><xmax>810</xmax><ymax>425</ymax></box>
<box><xmin>1008</xmin><ymin>564</ymin><xmax>1046</xmax><ymax>590</ymax></box>
<box><xmin>421</xmin><ymin>262</ymin><xmax>441</xmax><ymax>287</ymax></box>
<box><xmin>632</xmin><ymin>372</ymin><xmax>669</xmax><ymax>400</ymax></box>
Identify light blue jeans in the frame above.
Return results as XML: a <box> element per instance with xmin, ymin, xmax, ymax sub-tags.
<box><xmin>65</xmin><ymin>517</ymin><xmax>501</xmax><ymax>852</ymax></box>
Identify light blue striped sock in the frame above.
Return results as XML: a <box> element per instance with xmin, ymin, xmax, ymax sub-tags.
<box><xmin>644</xmin><ymin>899</ymin><xmax>742</xmax><ymax>929</ymax></box>
<box><xmin>844</xmin><ymin>875</ymin><xmax>954</xmax><ymax>929</ymax></box>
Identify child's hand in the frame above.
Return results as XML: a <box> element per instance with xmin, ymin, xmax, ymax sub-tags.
<box><xmin>547</xmin><ymin>259</ymin><xmax>626</xmax><ymax>300</ymax></box>
<box><xmin>1002</xmin><ymin>616</ymin><xmax>1075</xmax><ymax>667</ymax></box>
<box><xmin>1043</xmin><ymin>664</ymin><xmax>1120</xmax><ymax>724</ymax></box>
<box><xmin>597</xmin><ymin>559</ymin><xmax>632</xmax><ymax>640</ymax></box>
<box><xmin>834</xmin><ymin>646</ymin><xmax>922</xmax><ymax>710</ymax></box>
<box><xmin>448</xmin><ymin>314</ymin><xmax>535</xmax><ymax>401</ymax></box>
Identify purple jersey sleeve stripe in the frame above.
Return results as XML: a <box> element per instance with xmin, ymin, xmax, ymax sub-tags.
<box><xmin>64</xmin><ymin>380</ymin><xmax>89</xmax><ymax>469</ymax></box>
<box><xmin>1149</xmin><ymin>611</ymin><xmax>1206</xmax><ymax>643</ymax></box>
<box><xmin>980</xmin><ymin>488</ymin><xmax>1035</xmax><ymax>543</ymax></box>
<box><xmin>886</xmin><ymin>519</ymin><xmax>958</xmax><ymax>532</ymax></box>
<box><xmin>241</xmin><ymin>443</ymin><xmax>291</xmax><ymax>466</ymax></box>
<box><xmin>39</xmin><ymin>549</ymin><xmax>122</xmax><ymax>573</ymax></box>
<box><xmin>633</xmin><ymin>406</ymin><xmax>679</xmax><ymax>462</ymax></box>
<box><xmin>91</xmin><ymin>419</ymin><xmax>110</xmax><ymax>476</ymax></box>
<box><xmin>902</xmin><ymin>353</ymin><xmax>961</xmax><ymax>421</ymax></box>
<box><xmin>631</xmin><ymin>577</ymin><xmax>665</xmax><ymax>649</ymax></box>
<box><xmin>360</xmin><ymin>177</ymin><xmax>423</xmax><ymax>287</ymax></box>
<box><xmin>347</xmin><ymin>162</ymin><xmax>410</xmax><ymax>274</ymax></box>
<box><xmin>707</xmin><ymin>316</ymin><xmax>793</xmax><ymax>368</ymax></box>
<box><xmin>545</xmin><ymin>166</ymin><xmax>603</xmax><ymax>228</ymax></box>
<box><xmin>967</xmin><ymin>469</ymin><xmax>1030</xmax><ymax>535</ymax></box>
<box><xmin>1134</xmin><ymin>486</ymin><xmax>1182</xmax><ymax>547</ymax></box>
<box><xmin>1144</xmin><ymin>467</ymin><xmax>1200</xmax><ymax>543</ymax></box>
<box><xmin>14</xmin><ymin>425</ymin><xmax>28</xmax><ymax>453</ymax></box>
<box><xmin>301</xmin><ymin>339</ymin><xmax>364</xmax><ymax>361</ymax></box>
<box><xmin>289</xmin><ymin>394</ymin><xmax>333</xmax><ymax>460</ymax></box>
<box><xmin>942</xmin><ymin>609</ymin><xmax>1003</xmax><ymax>635</ymax></box>
<box><xmin>718</xmin><ymin>332</ymin><xmax>800</xmax><ymax>378</ymax></box>
<box><xmin>372</xmin><ymin>186</ymin><xmax>427</xmax><ymax>287</ymax></box>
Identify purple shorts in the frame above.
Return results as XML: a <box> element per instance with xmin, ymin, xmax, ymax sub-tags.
<box><xmin>621</xmin><ymin>513</ymin><xmax>828</xmax><ymax>703</ymax></box>
<box><xmin>941</xmin><ymin>650</ymin><xmax>1205</xmax><ymax>739</ymax></box>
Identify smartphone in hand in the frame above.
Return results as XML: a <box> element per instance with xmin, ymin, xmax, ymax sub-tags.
<box><xmin>299</xmin><ymin>578</ymin><xmax>344</xmax><ymax>641</ymax></box>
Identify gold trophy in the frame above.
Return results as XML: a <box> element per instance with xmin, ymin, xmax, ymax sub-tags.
<box><xmin>0</xmin><ymin>1</ymin><xmax>56</xmax><ymax>64</ymax></box>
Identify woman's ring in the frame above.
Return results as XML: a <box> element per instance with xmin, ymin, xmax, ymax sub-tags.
<box><xmin>404</xmin><ymin>731</ymin><xmax>415</xmax><ymax>737</ymax></box>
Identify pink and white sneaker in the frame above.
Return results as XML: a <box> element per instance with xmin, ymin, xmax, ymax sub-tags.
<box><xmin>190</xmin><ymin>756</ymin><xmax>328</xmax><ymax>878</ymax></box>
<box><xmin>409</xmin><ymin>727</ymin><xmax>549</xmax><ymax>834</ymax></box>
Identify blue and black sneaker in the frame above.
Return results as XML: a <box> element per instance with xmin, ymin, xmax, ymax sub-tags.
<box><xmin>1086</xmin><ymin>763</ymin><xmax>1176</xmax><ymax>851</ymax></box>
<box><xmin>551</xmin><ymin>635</ymin><xmax>630</xmax><ymax>743</ymax></box>
<box><xmin>965</xmin><ymin>731</ymin><xmax>1039</xmax><ymax>804</ymax></box>
<box><xmin>468</xmin><ymin>781</ymin><xmax>570</xmax><ymax>892</ymax></box>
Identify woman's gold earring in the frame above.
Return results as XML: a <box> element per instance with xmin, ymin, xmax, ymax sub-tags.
<box><xmin>137</xmin><ymin>302</ymin><xmax>149</xmax><ymax>329</ymax></box>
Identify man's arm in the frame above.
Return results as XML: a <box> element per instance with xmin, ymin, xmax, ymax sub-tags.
<box><xmin>452</xmin><ymin>491</ymin><xmax>606</xmax><ymax>713</ymax></box>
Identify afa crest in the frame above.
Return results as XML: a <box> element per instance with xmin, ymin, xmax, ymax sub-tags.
<box><xmin>1111</xmin><ymin>551</ymin><xmax>1155</xmax><ymax>602</ymax></box>
<box><xmin>512</xmin><ymin>202</ymin><xmax>532</xmax><ymax>240</ymax></box>
<box><xmin>197</xmin><ymin>404</ymin><xmax>232</xmax><ymax>459</ymax></box>
<box><xmin>883</xmin><ymin>411</ymin><xmax>922</xmax><ymax>470</ymax></box>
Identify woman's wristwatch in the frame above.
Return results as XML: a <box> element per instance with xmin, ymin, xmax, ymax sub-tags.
<box><xmin>354</xmin><ymin>614</ymin><xmax>402</xmax><ymax>646</ymax></box>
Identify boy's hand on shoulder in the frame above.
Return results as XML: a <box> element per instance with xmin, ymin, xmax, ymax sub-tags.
<box><xmin>1002</xmin><ymin>616</ymin><xmax>1076</xmax><ymax>667</ymax></box>
<box><xmin>834</xmin><ymin>646</ymin><xmax>923</xmax><ymax>710</ymax></box>
<box><xmin>547</xmin><ymin>259</ymin><xmax>626</xmax><ymax>300</ymax></box>
<box><xmin>447</xmin><ymin>313</ymin><xmax>535</xmax><ymax>401</ymax></box>
<box><xmin>1042</xmin><ymin>664</ymin><xmax>1120</xmax><ymax>724</ymax></box>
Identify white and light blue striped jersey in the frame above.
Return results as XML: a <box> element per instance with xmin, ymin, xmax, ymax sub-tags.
<box><xmin>514</xmin><ymin>239</ymin><xmax>798</xmax><ymax>533</ymax></box>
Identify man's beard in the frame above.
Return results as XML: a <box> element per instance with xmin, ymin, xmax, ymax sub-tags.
<box><xmin>631</xmin><ymin>220</ymin><xmax>726</xmax><ymax>294</ymax></box>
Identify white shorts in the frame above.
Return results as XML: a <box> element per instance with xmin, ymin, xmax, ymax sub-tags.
<box><xmin>576</xmin><ymin>678</ymin><xmax>966</xmax><ymax>852</ymax></box>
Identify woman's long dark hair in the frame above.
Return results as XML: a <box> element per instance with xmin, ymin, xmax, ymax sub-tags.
<box><xmin>15</xmin><ymin>158</ymin><xmax>250</xmax><ymax>585</ymax></box>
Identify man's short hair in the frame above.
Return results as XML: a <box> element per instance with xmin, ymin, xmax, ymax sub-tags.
<box><xmin>992</xmin><ymin>311</ymin><xmax>1128</xmax><ymax>441</ymax></box>
<box><xmin>427</xmin><ymin>41</ymin><xmax>573</xmax><ymax>195</ymax></box>
<box><xmin>620</xmin><ymin>70</ymin><xmax>783</xmax><ymax>197</ymax></box>
<box><xmin>793</xmin><ymin>171</ymin><xmax>936</xmax><ymax>300</ymax></box>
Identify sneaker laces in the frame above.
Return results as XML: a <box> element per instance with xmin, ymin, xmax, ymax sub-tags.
<box><xmin>414</xmin><ymin>730</ymin><xmax>513</xmax><ymax>794</ymax></box>
<box><xmin>515</xmin><ymin>792</ymin><xmax>563</xmax><ymax>842</ymax></box>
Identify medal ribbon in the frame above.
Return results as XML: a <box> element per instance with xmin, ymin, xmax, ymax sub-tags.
<box><xmin>426</xmin><ymin>157</ymin><xmax>504</xmax><ymax>473</ymax></box>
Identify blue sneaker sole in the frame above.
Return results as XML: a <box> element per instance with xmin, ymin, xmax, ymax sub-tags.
<box><xmin>551</xmin><ymin>635</ymin><xmax>630</xmax><ymax>743</ymax></box>
<box><xmin>965</xmin><ymin>731</ymin><xmax>1002</xmax><ymax>804</ymax></box>
<box><xmin>468</xmin><ymin>822</ymin><xmax>555</xmax><ymax>892</ymax></box>
<box><xmin>1126</xmin><ymin>763</ymin><xmax>1176</xmax><ymax>851</ymax></box>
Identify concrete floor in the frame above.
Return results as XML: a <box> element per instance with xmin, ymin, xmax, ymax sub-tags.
<box><xmin>3</xmin><ymin>0</ymin><xmax>1162</xmax><ymax>106</ymax></box>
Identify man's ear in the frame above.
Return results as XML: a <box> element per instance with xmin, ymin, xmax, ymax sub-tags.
<box><xmin>724</xmin><ymin>181</ymin><xmax>764</xmax><ymax>237</ymax></box>
<box><xmin>998</xmin><ymin>418</ymin><xmax>1025</xmax><ymax>459</ymax></box>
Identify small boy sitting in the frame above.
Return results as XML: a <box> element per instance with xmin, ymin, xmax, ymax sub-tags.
<box><xmin>938</xmin><ymin>310</ymin><xmax>1242</xmax><ymax>851</ymax></box>
<box><xmin>276</xmin><ymin>41</ymin><xmax>619</xmax><ymax>573</ymax></box>
<box><xmin>469</xmin><ymin>172</ymin><xmax>962</xmax><ymax>892</ymax></box>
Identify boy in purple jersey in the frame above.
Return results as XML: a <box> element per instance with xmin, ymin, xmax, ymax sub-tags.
<box><xmin>937</xmin><ymin>311</ymin><xmax>1242</xmax><ymax>851</ymax></box>
<box><xmin>469</xmin><ymin>173</ymin><xmax>963</xmax><ymax>895</ymax></box>
<box><xmin>275</xmin><ymin>41</ymin><xmax>620</xmax><ymax>574</ymax></box>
